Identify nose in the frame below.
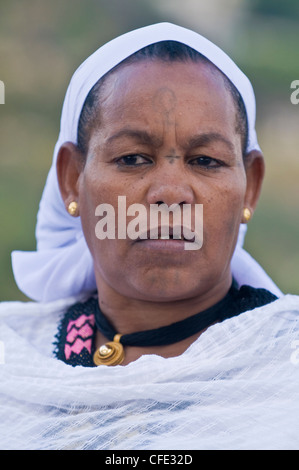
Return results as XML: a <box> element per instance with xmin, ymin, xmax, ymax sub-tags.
<box><xmin>146</xmin><ymin>160</ymin><xmax>196</xmax><ymax>207</ymax></box>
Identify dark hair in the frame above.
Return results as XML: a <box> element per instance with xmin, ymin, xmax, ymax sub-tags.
<box><xmin>77</xmin><ymin>41</ymin><xmax>248</xmax><ymax>157</ymax></box>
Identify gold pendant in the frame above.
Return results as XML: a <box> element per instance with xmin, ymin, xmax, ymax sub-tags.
<box><xmin>93</xmin><ymin>334</ymin><xmax>124</xmax><ymax>366</ymax></box>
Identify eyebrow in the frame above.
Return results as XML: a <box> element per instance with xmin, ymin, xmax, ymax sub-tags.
<box><xmin>186</xmin><ymin>132</ymin><xmax>235</xmax><ymax>153</ymax></box>
<box><xmin>105</xmin><ymin>128</ymin><xmax>162</xmax><ymax>148</ymax></box>
<box><xmin>105</xmin><ymin>128</ymin><xmax>235</xmax><ymax>154</ymax></box>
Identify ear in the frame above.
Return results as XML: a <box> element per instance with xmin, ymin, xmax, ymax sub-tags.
<box><xmin>56</xmin><ymin>142</ymin><xmax>84</xmax><ymax>216</ymax></box>
<box><xmin>242</xmin><ymin>149</ymin><xmax>265</xmax><ymax>222</ymax></box>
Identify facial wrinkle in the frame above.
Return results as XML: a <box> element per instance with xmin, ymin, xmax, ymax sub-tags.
<box><xmin>152</xmin><ymin>87</ymin><xmax>177</xmax><ymax>124</ymax></box>
<box><xmin>152</xmin><ymin>87</ymin><xmax>179</xmax><ymax>158</ymax></box>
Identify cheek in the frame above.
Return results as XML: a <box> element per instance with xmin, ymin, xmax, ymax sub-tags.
<box><xmin>78</xmin><ymin>167</ymin><xmax>136</xmax><ymax>261</ymax></box>
<box><xmin>202</xmin><ymin>175</ymin><xmax>246</xmax><ymax>249</ymax></box>
<box><xmin>77</xmin><ymin>168</ymin><xmax>112</xmax><ymax>255</ymax></box>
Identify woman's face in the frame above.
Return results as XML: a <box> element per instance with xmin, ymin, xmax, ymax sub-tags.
<box><xmin>75</xmin><ymin>60</ymin><xmax>258</xmax><ymax>302</ymax></box>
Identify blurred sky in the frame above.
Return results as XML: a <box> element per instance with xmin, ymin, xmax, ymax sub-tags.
<box><xmin>0</xmin><ymin>0</ymin><xmax>298</xmax><ymax>301</ymax></box>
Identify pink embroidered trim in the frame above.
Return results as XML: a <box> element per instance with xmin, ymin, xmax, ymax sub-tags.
<box><xmin>65</xmin><ymin>314</ymin><xmax>95</xmax><ymax>360</ymax></box>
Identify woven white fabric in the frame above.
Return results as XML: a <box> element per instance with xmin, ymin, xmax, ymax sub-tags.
<box><xmin>1</xmin><ymin>294</ymin><xmax>299</xmax><ymax>450</ymax></box>
<box><xmin>11</xmin><ymin>22</ymin><xmax>283</xmax><ymax>302</ymax></box>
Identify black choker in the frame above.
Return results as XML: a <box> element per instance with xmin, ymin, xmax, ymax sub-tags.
<box><xmin>93</xmin><ymin>280</ymin><xmax>242</xmax><ymax>366</ymax></box>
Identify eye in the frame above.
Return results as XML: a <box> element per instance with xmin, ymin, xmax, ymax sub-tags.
<box><xmin>116</xmin><ymin>154</ymin><xmax>152</xmax><ymax>167</ymax></box>
<box><xmin>189</xmin><ymin>156</ymin><xmax>223</xmax><ymax>169</ymax></box>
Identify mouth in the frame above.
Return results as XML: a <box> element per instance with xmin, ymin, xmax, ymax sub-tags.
<box><xmin>136</xmin><ymin>225</ymin><xmax>196</xmax><ymax>242</ymax></box>
<box><xmin>133</xmin><ymin>225</ymin><xmax>199</xmax><ymax>252</ymax></box>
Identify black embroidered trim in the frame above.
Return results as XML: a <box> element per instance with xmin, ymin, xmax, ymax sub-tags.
<box><xmin>54</xmin><ymin>297</ymin><xmax>99</xmax><ymax>367</ymax></box>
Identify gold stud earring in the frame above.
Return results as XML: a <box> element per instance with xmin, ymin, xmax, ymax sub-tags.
<box><xmin>67</xmin><ymin>201</ymin><xmax>78</xmax><ymax>217</ymax></box>
<box><xmin>243</xmin><ymin>207</ymin><xmax>252</xmax><ymax>223</ymax></box>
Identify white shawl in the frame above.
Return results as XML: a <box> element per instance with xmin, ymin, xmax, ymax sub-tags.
<box><xmin>0</xmin><ymin>294</ymin><xmax>299</xmax><ymax>450</ymax></box>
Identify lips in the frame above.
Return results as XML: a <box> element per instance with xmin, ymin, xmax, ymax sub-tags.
<box><xmin>135</xmin><ymin>225</ymin><xmax>196</xmax><ymax>242</ymax></box>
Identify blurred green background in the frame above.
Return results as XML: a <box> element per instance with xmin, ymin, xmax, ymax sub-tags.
<box><xmin>0</xmin><ymin>0</ymin><xmax>298</xmax><ymax>301</ymax></box>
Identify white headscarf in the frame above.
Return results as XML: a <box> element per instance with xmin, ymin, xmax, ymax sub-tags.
<box><xmin>11</xmin><ymin>22</ymin><xmax>282</xmax><ymax>302</ymax></box>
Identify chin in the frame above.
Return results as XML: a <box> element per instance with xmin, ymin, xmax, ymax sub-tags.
<box><xmin>127</xmin><ymin>269</ymin><xmax>206</xmax><ymax>302</ymax></box>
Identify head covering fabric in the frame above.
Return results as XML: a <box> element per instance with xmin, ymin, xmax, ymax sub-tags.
<box><xmin>11</xmin><ymin>22</ymin><xmax>282</xmax><ymax>302</ymax></box>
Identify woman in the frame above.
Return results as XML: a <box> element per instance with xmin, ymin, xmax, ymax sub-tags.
<box><xmin>1</xmin><ymin>23</ymin><xmax>299</xmax><ymax>450</ymax></box>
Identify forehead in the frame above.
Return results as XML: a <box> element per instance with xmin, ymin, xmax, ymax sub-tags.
<box><xmin>93</xmin><ymin>59</ymin><xmax>238</xmax><ymax>143</ymax></box>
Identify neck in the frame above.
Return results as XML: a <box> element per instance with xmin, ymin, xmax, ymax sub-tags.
<box><xmin>95</xmin><ymin>274</ymin><xmax>233</xmax><ymax>335</ymax></box>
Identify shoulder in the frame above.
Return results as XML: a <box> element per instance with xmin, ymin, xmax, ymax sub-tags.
<box><xmin>237</xmin><ymin>284</ymin><xmax>278</xmax><ymax>307</ymax></box>
<box><xmin>234</xmin><ymin>286</ymin><xmax>299</xmax><ymax>321</ymax></box>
